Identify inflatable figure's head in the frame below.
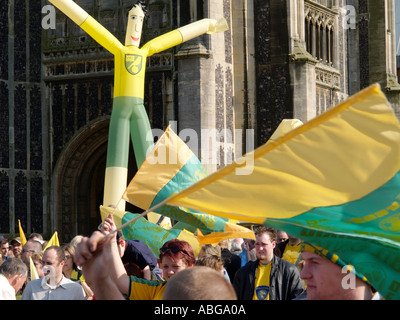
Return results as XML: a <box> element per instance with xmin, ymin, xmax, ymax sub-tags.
<box><xmin>125</xmin><ymin>3</ymin><xmax>145</xmax><ymax>47</ymax></box>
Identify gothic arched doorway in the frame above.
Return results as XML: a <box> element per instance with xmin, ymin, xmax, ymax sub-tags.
<box><xmin>52</xmin><ymin>117</ymin><xmax>138</xmax><ymax>243</ymax></box>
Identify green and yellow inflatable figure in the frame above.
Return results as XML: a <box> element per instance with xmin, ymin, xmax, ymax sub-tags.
<box><xmin>48</xmin><ymin>0</ymin><xmax>228</xmax><ymax>210</ymax></box>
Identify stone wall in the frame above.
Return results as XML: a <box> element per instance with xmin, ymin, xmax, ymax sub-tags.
<box><xmin>254</xmin><ymin>0</ymin><xmax>293</xmax><ymax>146</ymax></box>
<box><xmin>0</xmin><ymin>0</ymin><xmax>43</xmax><ymax>235</ymax></box>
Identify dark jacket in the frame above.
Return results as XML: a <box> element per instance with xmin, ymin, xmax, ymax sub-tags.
<box><xmin>233</xmin><ymin>255</ymin><xmax>305</xmax><ymax>300</ymax></box>
<box><xmin>276</xmin><ymin>239</ymin><xmax>289</xmax><ymax>258</ymax></box>
<box><xmin>221</xmin><ymin>248</ymin><xmax>242</xmax><ymax>282</ymax></box>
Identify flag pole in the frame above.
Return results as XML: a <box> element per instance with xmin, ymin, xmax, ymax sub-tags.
<box><xmin>97</xmin><ymin>197</ymin><xmax>123</xmax><ymax>230</ymax></box>
<box><xmin>101</xmin><ymin>177</ymin><xmax>170</xmax><ymax>241</ymax></box>
<box><xmin>107</xmin><ymin>197</ymin><xmax>123</xmax><ymax>214</ymax></box>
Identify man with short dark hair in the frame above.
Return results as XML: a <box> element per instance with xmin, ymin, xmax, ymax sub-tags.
<box><xmin>21</xmin><ymin>246</ymin><xmax>86</xmax><ymax>300</ymax></box>
<box><xmin>1</xmin><ymin>239</ymin><xmax>10</xmax><ymax>262</ymax></box>
<box><xmin>115</xmin><ymin>231</ymin><xmax>160</xmax><ymax>280</ymax></box>
<box><xmin>233</xmin><ymin>226</ymin><xmax>305</xmax><ymax>300</ymax></box>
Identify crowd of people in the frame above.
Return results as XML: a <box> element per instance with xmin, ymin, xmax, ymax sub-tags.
<box><xmin>0</xmin><ymin>215</ymin><xmax>382</xmax><ymax>300</ymax></box>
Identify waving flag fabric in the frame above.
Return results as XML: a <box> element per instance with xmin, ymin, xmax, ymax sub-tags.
<box><xmin>122</xmin><ymin>126</ymin><xmax>255</xmax><ymax>243</ymax></box>
<box><xmin>18</xmin><ymin>220</ymin><xmax>27</xmax><ymax>246</ymax></box>
<box><xmin>100</xmin><ymin>206</ymin><xmax>200</xmax><ymax>257</ymax></box>
<box><xmin>29</xmin><ymin>257</ymin><xmax>40</xmax><ymax>280</ymax></box>
<box><xmin>267</xmin><ymin>119</ymin><xmax>303</xmax><ymax>142</ymax></box>
<box><xmin>164</xmin><ymin>84</ymin><xmax>400</xmax><ymax>299</ymax></box>
<box><xmin>44</xmin><ymin>232</ymin><xmax>60</xmax><ymax>251</ymax></box>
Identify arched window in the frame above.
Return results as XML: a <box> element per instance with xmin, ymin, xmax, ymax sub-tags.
<box><xmin>318</xmin><ymin>23</ymin><xmax>323</xmax><ymax>60</ymax></box>
<box><xmin>305</xmin><ymin>18</ymin><xmax>309</xmax><ymax>51</ymax></box>
<box><xmin>329</xmin><ymin>28</ymin><xmax>334</xmax><ymax>64</ymax></box>
<box><xmin>326</xmin><ymin>26</ymin><xmax>332</xmax><ymax>63</ymax></box>
<box><xmin>305</xmin><ymin>17</ymin><xmax>313</xmax><ymax>54</ymax></box>
<box><xmin>304</xmin><ymin>15</ymin><xmax>334</xmax><ymax>64</ymax></box>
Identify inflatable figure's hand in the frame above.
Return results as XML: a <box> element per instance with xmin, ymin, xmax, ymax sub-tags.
<box><xmin>207</xmin><ymin>18</ymin><xmax>229</xmax><ymax>34</ymax></box>
<box><xmin>178</xmin><ymin>18</ymin><xmax>229</xmax><ymax>42</ymax></box>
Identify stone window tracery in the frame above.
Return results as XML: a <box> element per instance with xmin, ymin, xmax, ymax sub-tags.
<box><xmin>304</xmin><ymin>2</ymin><xmax>335</xmax><ymax>65</ymax></box>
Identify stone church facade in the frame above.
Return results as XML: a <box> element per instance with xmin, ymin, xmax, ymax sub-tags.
<box><xmin>0</xmin><ymin>0</ymin><xmax>399</xmax><ymax>242</ymax></box>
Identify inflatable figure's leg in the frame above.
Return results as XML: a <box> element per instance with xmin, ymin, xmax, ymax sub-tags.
<box><xmin>103</xmin><ymin>97</ymin><xmax>153</xmax><ymax>210</ymax></box>
<box><xmin>103</xmin><ymin>98</ymin><xmax>131</xmax><ymax>210</ymax></box>
<box><xmin>129</xmin><ymin>102</ymin><xmax>174</xmax><ymax>227</ymax></box>
<box><xmin>129</xmin><ymin>103</ymin><xmax>154</xmax><ymax>168</ymax></box>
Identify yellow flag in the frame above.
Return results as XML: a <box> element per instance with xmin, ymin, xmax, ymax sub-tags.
<box><xmin>166</xmin><ymin>83</ymin><xmax>400</xmax><ymax>223</ymax></box>
<box><xmin>18</xmin><ymin>220</ymin><xmax>27</xmax><ymax>246</ymax></box>
<box><xmin>29</xmin><ymin>257</ymin><xmax>39</xmax><ymax>280</ymax></box>
<box><xmin>44</xmin><ymin>232</ymin><xmax>60</xmax><ymax>251</ymax></box>
<box><xmin>267</xmin><ymin>119</ymin><xmax>303</xmax><ymax>142</ymax></box>
<box><xmin>163</xmin><ymin>83</ymin><xmax>400</xmax><ymax>300</ymax></box>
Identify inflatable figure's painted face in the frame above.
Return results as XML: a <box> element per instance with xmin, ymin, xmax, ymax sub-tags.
<box><xmin>125</xmin><ymin>5</ymin><xmax>145</xmax><ymax>47</ymax></box>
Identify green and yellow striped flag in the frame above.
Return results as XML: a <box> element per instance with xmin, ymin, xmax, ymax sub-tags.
<box><xmin>165</xmin><ymin>84</ymin><xmax>400</xmax><ymax>299</ymax></box>
<box><xmin>100</xmin><ymin>206</ymin><xmax>200</xmax><ymax>257</ymax></box>
<box><xmin>122</xmin><ymin>126</ymin><xmax>255</xmax><ymax>244</ymax></box>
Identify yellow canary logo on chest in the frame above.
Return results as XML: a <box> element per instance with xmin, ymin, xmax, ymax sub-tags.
<box><xmin>125</xmin><ymin>54</ymin><xmax>143</xmax><ymax>75</ymax></box>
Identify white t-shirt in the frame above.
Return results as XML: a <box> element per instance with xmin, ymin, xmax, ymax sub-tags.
<box><xmin>0</xmin><ymin>274</ymin><xmax>16</xmax><ymax>300</ymax></box>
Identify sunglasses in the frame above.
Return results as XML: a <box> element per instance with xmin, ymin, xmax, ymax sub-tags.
<box><xmin>160</xmin><ymin>246</ymin><xmax>188</xmax><ymax>255</ymax></box>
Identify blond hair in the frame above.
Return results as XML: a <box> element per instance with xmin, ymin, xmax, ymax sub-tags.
<box><xmin>195</xmin><ymin>255</ymin><xmax>224</xmax><ymax>273</ymax></box>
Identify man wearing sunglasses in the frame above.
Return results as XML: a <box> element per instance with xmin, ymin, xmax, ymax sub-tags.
<box><xmin>20</xmin><ymin>239</ymin><xmax>43</xmax><ymax>272</ymax></box>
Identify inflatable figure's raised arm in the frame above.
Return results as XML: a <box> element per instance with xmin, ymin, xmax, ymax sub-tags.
<box><xmin>143</xmin><ymin>18</ymin><xmax>229</xmax><ymax>56</ymax></box>
<box><xmin>178</xmin><ymin>18</ymin><xmax>229</xmax><ymax>41</ymax></box>
<box><xmin>48</xmin><ymin>0</ymin><xmax>123</xmax><ymax>55</ymax></box>
<box><xmin>48</xmin><ymin>0</ymin><xmax>87</xmax><ymax>25</ymax></box>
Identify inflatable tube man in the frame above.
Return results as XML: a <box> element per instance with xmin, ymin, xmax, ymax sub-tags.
<box><xmin>48</xmin><ymin>0</ymin><xmax>228</xmax><ymax>210</ymax></box>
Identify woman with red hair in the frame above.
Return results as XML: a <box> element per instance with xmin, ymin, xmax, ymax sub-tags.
<box><xmin>75</xmin><ymin>215</ymin><xmax>195</xmax><ymax>300</ymax></box>
<box><xmin>158</xmin><ymin>239</ymin><xmax>196</xmax><ymax>281</ymax></box>
<box><xmin>122</xmin><ymin>238</ymin><xmax>195</xmax><ymax>300</ymax></box>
